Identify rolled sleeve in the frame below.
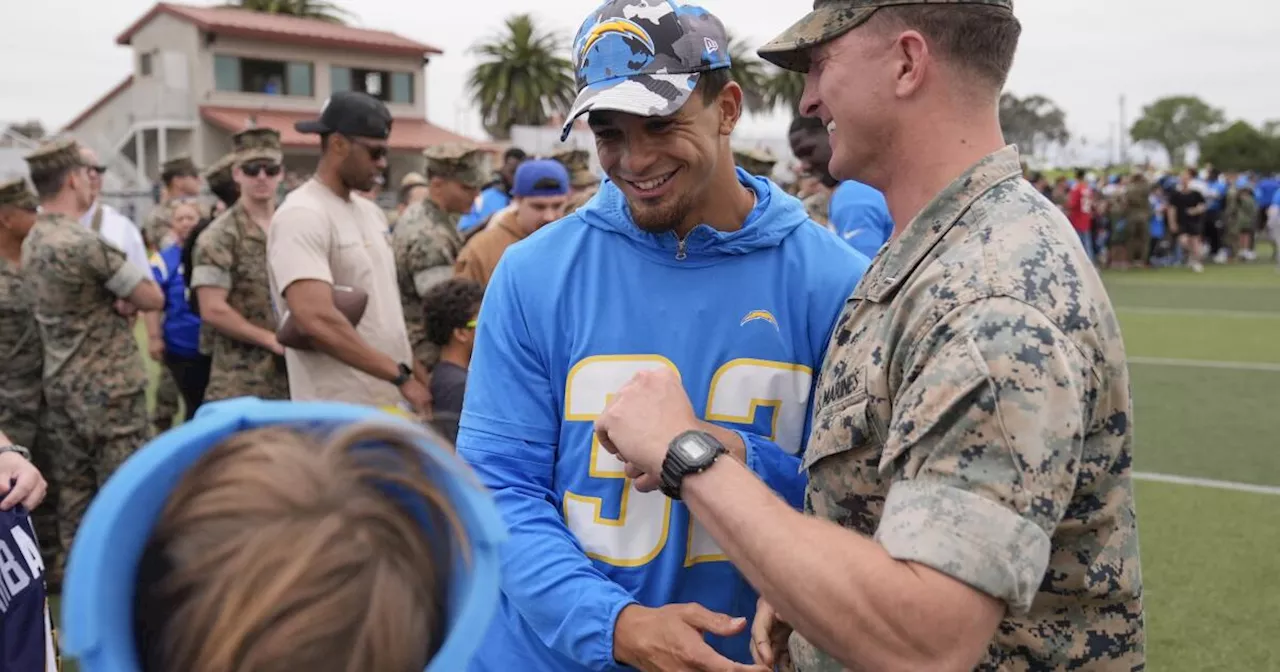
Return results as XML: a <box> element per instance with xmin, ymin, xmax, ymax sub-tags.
<box><xmin>105</xmin><ymin>262</ymin><xmax>147</xmax><ymax>298</ymax></box>
<box><xmin>190</xmin><ymin>265</ymin><xmax>231</xmax><ymax>290</ymax></box>
<box><xmin>414</xmin><ymin>265</ymin><xmax>454</xmax><ymax>297</ymax></box>
<box><xmin>878</xmin><ymin>297</ymin><xmax>1092</xmax><ymax>613</ymax></box>
<box><xmin>268</xmin><ymin>206</ymin><xmax>334</xmax><ymax>295</ymax></box>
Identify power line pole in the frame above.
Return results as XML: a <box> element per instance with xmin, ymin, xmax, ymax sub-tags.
<box><xmin>1119</xmin><ymin>95</ymin><xmax>1128</xmax><ymax>165</ymax></box>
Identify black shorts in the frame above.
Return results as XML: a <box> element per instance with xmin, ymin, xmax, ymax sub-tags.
<box><xmin>1179</xmin><ymin>218</ymin><xmax>1205</xmax><ymax>238</ymax></box>
<box><xmin>1259</xmin><ymin>208</ymin><xmax>1271</xmax><ymax>232</ymax></box>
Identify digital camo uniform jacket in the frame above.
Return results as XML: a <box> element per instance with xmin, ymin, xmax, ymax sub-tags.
<box><xmin>190</xmin><ymin>202</ymin><xmax>289</xmax><ymax>401</ymax></box>
<box><xmin>21</xmin><ymin>212</ymin><xmax>153</xmax><ymax>577</ymax></box>
<box><xmin>392</xmin><ymin>198</ymin><xmax>464</xmax><ymax>368</ymax></box>
<box><xmin>795</xmin><ymin>147</ymin><xmax>1144</xmax><ymax>671</ymax></box>
<box><xmin>803</xmin><ymin>189</ymin><xmax>832</xmax><ymax>229</ymax></box>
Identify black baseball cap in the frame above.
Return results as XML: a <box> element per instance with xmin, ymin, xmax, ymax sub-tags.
<box><xmin>295</xmin><ymin>91</ymin><xmax>393</xmax><ymax>140</ymax></box>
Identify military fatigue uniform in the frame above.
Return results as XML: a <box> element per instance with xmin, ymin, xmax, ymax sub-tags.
<box><xmin>552</xmin><ymin>148</ymin><xmax>602</xmax><ymax>217</ymax></box>
<box><xmin>23</xmin><ymin>212</ymin><xmax>153</xmax><ymax>578</ymax></box>
<box><xmin>1223</xmin><ymin>188</ymin><xmax>1257</xmax><ymax>254</ymax></box>
<box><xmin>796</xmin><ymin>147</ymin><xmax>1144</xmax><ymax>670</ymax></box>
<box><xmin>802</xmin><ymin>188</ymin><xmax>833</xmax><ymax>229</ymax></box>
<box><xmin>395</xmin><ymin>144</ymin><xmax>487</xmax><ymax>367</ymax></box>
<box><xmin>190</xmin><ymin>201</ymin><xmax>289</xmax><ymax>401</ymax></box>
<box><xmin>0</xmin><ymin>179</ymin><xmax>62</xmax><ymax>581</ymax></box>
<box><xmin>1118</xmin><ymin>181</ymin><xmax>1152</xmax><ymax>263</ymax></box>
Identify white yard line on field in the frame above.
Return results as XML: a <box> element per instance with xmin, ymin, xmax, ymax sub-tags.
<box><xmin>1128</xmin><ymin>356</ymin><xmax>1280</xmax><ymax>373</ymax></box>
<box><xmin>1116</xmin><ymin>306</ymin><xmax>1280</xmax><ymax>319</ymax></box>
<box><xmin>1133</xmin><ymin>472</ymin><xmax>1280</xmax><ymax>496</ymax></box>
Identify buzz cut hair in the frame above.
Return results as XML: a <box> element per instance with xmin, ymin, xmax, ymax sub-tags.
<box><xmin>870</xmin><ymin>4</ymin><xmax>1022</xmax><ymax>91</ymax></box>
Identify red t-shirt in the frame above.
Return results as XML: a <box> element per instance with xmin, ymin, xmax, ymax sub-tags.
<box><xmin>1067</xmin><ymin>183</ymin><xmax>1093</xmax><ymax>233</ymax></box>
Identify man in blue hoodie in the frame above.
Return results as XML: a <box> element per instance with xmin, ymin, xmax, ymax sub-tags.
<box><xmin>455</xmin><ymin>2</ymin><xmax>869</xmax><ymax>671</ymax></box>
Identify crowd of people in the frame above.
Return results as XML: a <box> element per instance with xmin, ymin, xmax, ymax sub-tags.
<box><xmin>0</xmin><ymin>0</ymin><xmax>1159</xmax><ymax>670</ymax></box>
<box><xmin>1028</xmin><ymin>165</ymin><xmax>1280</xmax><ymax>272</ymax></box>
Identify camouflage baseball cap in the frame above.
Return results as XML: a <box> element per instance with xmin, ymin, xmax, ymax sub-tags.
<box><xmin>561</xmin><ymin>0</ymin><xmax>732</xmax><ymax>142</ymax></box>
<box><xmin>551</xmin><ymin>149</ymin><xmax>600</xmax><ymax>188</ymax></box>
<box><xmin>24</xmin><ymin>139</ymin><xmax>86</xmax><ymax>179</ymax></box>
<box><xmin>232</xmin><ymin>127</ymin><xmax>283</xmax><ymax>166</ymax></box>
<box><xmin>423</xmin><ymin>144</ymin><xmax>488</xmax><ymax>190</ymax></box>
<box><xmin>759</xmin><ymin>0</ymin><xmax>1015</xmax><ymax>72</ymax></box>
<box><xmin>202</xmin><ymin>152</ymin><xmax>238</xmax><ymax>190</ymax></box>
<box><xmin>0</xmin><ymin>177</ymin><xmax>38</xmax><ymax>211</ymax></box>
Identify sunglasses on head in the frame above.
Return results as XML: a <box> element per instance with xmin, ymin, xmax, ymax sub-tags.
<box><xmin>241</xmin><ymin>162</ymin><xmax>283</xmax><ymax>178</ymax></box>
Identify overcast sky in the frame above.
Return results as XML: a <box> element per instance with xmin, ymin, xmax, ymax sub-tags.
<box><xmin>3</xmin><ymin>0</ymin><xmax>1278</xmax><ymax>163</ymax></box>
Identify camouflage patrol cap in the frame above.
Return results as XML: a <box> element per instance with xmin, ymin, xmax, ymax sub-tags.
<box><xmin>423</xmin><ymin>144</ymin><xmax>489</xmax><ymax>190</ymax></box>
<box><xmin>24</xmin><ymin>138</ymin><xmax>86</xmax><ymax>179</ymax></box>
<box><xmin>0</xmin><ymin>177</ymin><xmax>38</xmax><ymax>211</ymax></box>
<box><xmin>733</xmin><ymin>148</ymin><xmax>778</xmax><ymax>177</ymax></box>
<box><xmin>202</xmin><ymin>152</ymin><xmax>238</xmax><ymax>189</ymax></box>
<box><xmin>561</xmin><ymin>0</ymin><xmax>732</xmax><ymax>141</ymax></box>
<box><xmin>551</xmin><ymin>149</ymin><xmax>600</xmax><ymax>188</ymax></box>
<box><xmin>400</xmin><ymin>172</ymin><xmax>429</xmax><ymax>189</ymax></box>
<box><xmin>161</xmin><ymin>155</ymin><xmax>199</xmax><ymax>177</ymax></box>
<box><xmin>232</xmin><ymin>127</ymin><xmax>283</xmax><ymax>166</ymax></box>
<box><xmin>759</xmin><ymin>0</ymin><xmax>1015</xmax><ymax>72</ymax></box>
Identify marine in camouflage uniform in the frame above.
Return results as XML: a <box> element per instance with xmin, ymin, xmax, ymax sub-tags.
<box><xmin>794</xmin><ymin>147</ymin><xmax>1146</xmax><ymax>671</ymax></box>
<box><xmin>0</xmin><ymin>178</ymin><xmax>62</xmax><ymax>586</ymax></box>
<box><xmin>189</xmin><ymin>129</ymin><xmax>289</xmax><ymax>401</ymax></box>
<box><xmin>393</xmin><ymin>144</ymin><xmax>487</xmax><ymax>368</ymax></box>
<box><xmin>552</xmin><ymin>148</ymin><xmax>601</xmax><ymax>216</ymax></box>
<box><xmin>1223</xmin><ymin>180</ymin><xmax>1257</xmax><ymax>259</ymax></box>
<box><xmin>802</xmin><ymin>186</ymin><xmax>834</xmax><ymax>229</ymax></box>
<box><xmin>22</xmin><ymin>141</ymin><xmax>155</xmax><ymax>580</ymax></box>
<box><xmin>757</xmin><ymin>3</ymin><xmax>1144</xmax><ymax>669</ymax></box>
<box><xmin>733</xmin><ymin>147</ymin><xmax>779</xmax><ymax>179</ymax></box>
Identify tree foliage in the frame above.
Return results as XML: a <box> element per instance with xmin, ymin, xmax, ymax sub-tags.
<box><xmin>999</xmin><ymin>93</ymin><xmax>1070</xmax><ymax>158</ymax></box>
<box><xmin>468</xmin><ymin>15</ymin><xmax>576</xmax><ymax>141</ymax></box>
<box><xmin>726</xmin><ymin>34</ymin><xmax>769</xmax><ymax>115</ymax></box>
<box><xmin>762</xmin><ymin>68</ymin><xmax>805</xmax><ymax>114</ymax></box>
<box><xmin>4</xmin><ymin>120</ymin><xmax>46</xmax><ymax>141</ymax></box>
<box><xmin>228</xmin><ymin>0</ymin><xmax>353</xmax><ymax>23</ymax></box>
<box><xmin>1198</xmin><ymin>121</ymin><xmax>1280</xmax><ymax>173</ymax></box>
<box><xmin>1129</xmin><ymin>96</ymin><xmax>1224</xmax><ymax>168</ymax></box>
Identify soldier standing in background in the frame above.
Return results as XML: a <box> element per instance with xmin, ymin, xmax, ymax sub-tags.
<box><xmin>190</xmin><ymin>129</ymin><xmax>290</xmax><ymax>402</ymax></box>
<box><xmin>390</xmin><ymin>171</ymin><xmax>431</xmax><ymax>230</ymax></box>
<box><xmin>733</xmin><ymin>148</ymin><xmax>779</xmax><ymax>179</ymax></box>
<box><xmin>0</xmin><ymin>177</ymin><xmax>62</xmax><ymax>588</ymax></box>
<box><xmin>393</xmin><ymin>145</ymin><xmax>485</xmax><ymax>370</ymax></box>
<box><xmin>203</xmin><ymin>152</ymin><xmax>241</xmax><ymax>218</ymax></box>
<box><xmin>551</xmin><ymin>148</ymin><xmax>601</xmax><ymax>217</ymax></box>
<box><xmin>22</xmin><ymin>140</ymin><xmax>164</xmax><ymax>579</ymax></box>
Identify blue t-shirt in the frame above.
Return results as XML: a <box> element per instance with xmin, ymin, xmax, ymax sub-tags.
<box><xmin>151</xmin><ymin>245</ymin><xmax>202</xmax><ymax>358</ymax></box>
<box><xmin>1149</xmin><ymin>195</ymin><xmax>1167</xmax><ymax>238</ymax></box>
<box><xmin>1255</xmin><ymin>177</ymin><xmax>1279</xmax><ymax>209</ymax></box>
<box><xmin>829</xmin><ymin>180</ymin><xmax>894</xmax><ymax>259</ymax></box>
<box><xmin>458</xmin><ymin>186</ymin><xmax>512</xmax><ymax>233</ymax></box>
<box><xmin>0</xmin><ymin>507</ymin><xmax>56</xmax><ymax>671</ymax></box>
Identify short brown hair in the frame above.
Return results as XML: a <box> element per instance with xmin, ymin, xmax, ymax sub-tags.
<box><xmin>871</xmin><ymin>5</ymin><xmax>1021</xmax><ymax>90</ymax></box>
<box><xmin>134</xmin><ymin>423</ymin><xmax>466</xmax><ymax>672</ymax></box>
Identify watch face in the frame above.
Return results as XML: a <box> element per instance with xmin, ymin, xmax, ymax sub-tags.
<box><xmin>679</xmin><ymin>436</ymin><xmax>712</xmax><ymax>461</ymax></box>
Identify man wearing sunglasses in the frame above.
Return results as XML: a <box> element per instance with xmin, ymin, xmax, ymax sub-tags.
<box><xmin>77</xmin><ymin>147</ymin><xmax>150</xmax><ymax>276</ymax></box>
<box><xmin>269</xmin><ymin>92</ymin><xmax>429</xmax><ymax>415</ymax></box>
<box><xmin>190</xmin><ymin>128</ymin><xmax>290</xmax><ymax>403</ymax></box>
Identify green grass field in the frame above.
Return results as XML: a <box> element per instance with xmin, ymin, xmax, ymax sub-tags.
<box><xmin>58</xmin><ymin>252</ymin><xmax>1280</xmax><ymax>671</ymax></box>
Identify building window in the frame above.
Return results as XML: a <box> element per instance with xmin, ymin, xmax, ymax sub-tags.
<box><xmin>213</xmin><ymin>55</ymin><xmax>313</xmax><ymax>96</ymax></box>
<box><xmin>391</xmin><ymin>72</ymin><xmax>414</xmax><ymax>104</ymax></box>
<box><xmin>331</xmin><ymin>66</ymin><xmax>415</xmax><ymax>104</ymax></box>
<box><xmin>140</xmin><ymin>52</ymin><xmax>153</xmax><ymax>77</ymax></box>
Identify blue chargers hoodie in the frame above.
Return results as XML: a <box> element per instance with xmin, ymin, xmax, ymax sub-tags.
<box><xmin>456</xmin><ymin>169</ymin><xmax>869</xmax><ymax>671</ymax></box>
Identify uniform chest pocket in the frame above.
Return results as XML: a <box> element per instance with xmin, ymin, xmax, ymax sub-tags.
<box><xmin>802</xmin><ymin>392</ymin><xmax>885</xmax><ymax>473</ymax></box>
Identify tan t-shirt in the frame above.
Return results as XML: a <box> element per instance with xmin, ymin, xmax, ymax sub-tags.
<box><xmin>268</xmin><ymin>179</ymin><xmax>413</xmax><ymax>407</ymax></box>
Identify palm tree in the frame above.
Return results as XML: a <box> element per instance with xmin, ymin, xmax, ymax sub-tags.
<box><xmin>228</xmin><ymin>0</ymin><xmax>353</xmax><ymax>23</ymax></box>
<box><xmin>468</xmin><ymin>15</ymin><xmax>576</xmax><ymax>141</ymax></box>
<box><xmin>763</xmin><ymin>68</ymin><xmax>806</xmax><ymax>114</ymax></box>
<box><xmin>726</xmin><ymin>34</ymin><xmax>768</xmax><ymax>115</ymax></box>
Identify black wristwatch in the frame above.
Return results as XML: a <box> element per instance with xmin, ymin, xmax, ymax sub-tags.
<box><xmin>660</xmin><ymin>431</ymin><xmax>727</xmax><ymax>500</ymax></box>
<box><xmin>390</xmin><ymin>362</ymin><xmax>413</xmax><ymax>387</ymax></box>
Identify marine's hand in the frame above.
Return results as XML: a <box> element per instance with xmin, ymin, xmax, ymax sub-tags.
<box><xmin>750</xmin><ymin>598</ymin><xmax>794</xmax><ymax>671</ymax></box>
<box><xmin>613</xmin><ymin>603</ymin><xmax>769</xmax><ymax>672</ymax></box>
<box><xmin>0</xmin><ymin>451</ymin><xmax>47</xmax><ymax>511</ymax></box>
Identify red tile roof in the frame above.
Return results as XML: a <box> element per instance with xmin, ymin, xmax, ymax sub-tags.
<box><xmin>117</xmin><ymin>3</ymin><xmax>442</xmax><ymax>58</ymax></box>
<box><xmin>200</xmin><ymin>106</ymin><xmax>481</xmax><ymax>151</ymax></box>
<box><xmin>64</xmin><ymin>76</ymin><xmax>134</xmax><ymax>131</ymax></box>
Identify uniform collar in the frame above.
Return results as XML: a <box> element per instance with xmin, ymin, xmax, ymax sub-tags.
<box><xmin>856</xmin><ymin>145</ymin><xmax>1022</xmax><ymax>303</ymax></box>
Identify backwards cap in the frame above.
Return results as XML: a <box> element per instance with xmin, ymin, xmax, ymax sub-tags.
<box><xmin>562</xmin><ymin>0</ymin><xmax>731</xmax><ymax>142</ymax></box>
<box><xmin>61</xmin><ymin>398</ymin><xmax>506</xmax><ymax>672</ymax></box>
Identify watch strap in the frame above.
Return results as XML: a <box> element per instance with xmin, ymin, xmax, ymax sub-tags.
<box><xmin>660</xmin><ymin>431</ymin><xmax>726</xmax><ymax>500</ymax></box>
<box><xmin>391</xmin><ymin>362</ymin><xmax>413</xmax><ymax>387</ymax></box>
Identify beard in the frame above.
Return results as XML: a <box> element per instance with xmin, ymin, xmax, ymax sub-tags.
<box><xmin>627</xmin><ymin>186</ymin><xmax>699</xmax><ymax>234</ymax></box>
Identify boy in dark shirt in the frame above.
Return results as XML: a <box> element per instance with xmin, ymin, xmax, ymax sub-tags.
<box><xmin>422</xmin><ymin>279</ymin><xmax>483</xmax><ymax>443</ymax></box>
<box><xmin>1169</xmin><ymin>168</ymin><xmax>1209</xmax><ymax>272</ymax></box>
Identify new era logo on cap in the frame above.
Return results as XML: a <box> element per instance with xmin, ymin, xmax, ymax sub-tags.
<box><xmin>560</xmin><ymin>0</ymin><xmax>732</xmax><ymax>141</ymax></box>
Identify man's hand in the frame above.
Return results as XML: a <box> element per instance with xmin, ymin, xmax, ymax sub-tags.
<box><xmin>148</xmin><ymin>336</ymin><xmax>165</xmax><ymax>362</ymax></box>
<box><xmin>399</xmin><ymin>377</ymin><xmax>433</xmax><ymax>419</ymax></box>
<box><xmin>114</xmin><ymin>299</ymin><xmax>139</xmax><ymax>318</ymax></box>
<box><xmin>595</xmin><ymin>367</ymin><xmax>700</xmax><ymax>477</ymax></box>
<box><xmin>264</xmin><ymin>333</ymin><xmax>286</xmax><ymax>356</ymax></box>
<box><xmin>750</xmin><ymin>598</ymin><xmax>794</xmax><ymax>671</ymax></box>
<box><xmin>614</xmin><ymin>603</ymin><xmax>768</xmax><ymax>672</ymax></box>
<box><xmin>0</xmin><ymin>451</ymin><xmax>47</xmax><ymax>511</ymax></box>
